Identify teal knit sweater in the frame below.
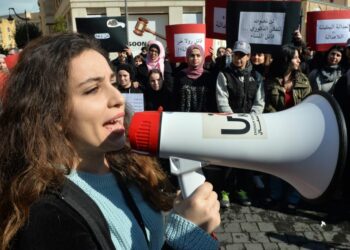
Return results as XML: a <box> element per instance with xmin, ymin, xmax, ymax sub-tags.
<box><xmin>68</xmin><ymin>170</ymin><xmax>218</xmax><ymax>250</ymax></box>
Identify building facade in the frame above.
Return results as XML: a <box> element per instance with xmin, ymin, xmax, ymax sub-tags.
<box><xmin>37</xmin><ymin>0</ymin><xmax>349</xmax><ymax>54</ymax></box>
<box><xmin>0</xmin><ymin>18</ymin><xmax>16</xmax><ymax>50</ymax></box>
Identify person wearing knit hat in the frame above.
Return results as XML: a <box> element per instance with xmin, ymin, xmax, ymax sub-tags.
<box><xmin>116</xmin><ymin>63</ymin><xmax>142</xmax><ymax>94</ymax></box>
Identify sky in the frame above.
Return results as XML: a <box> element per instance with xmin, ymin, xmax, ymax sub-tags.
<box><xmin>0</xmin><ymin>0</ymin><xmax>39</xmax><ymax>17</ymax></box>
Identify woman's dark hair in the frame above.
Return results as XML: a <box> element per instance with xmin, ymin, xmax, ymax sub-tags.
<box><xmin>116</xmin><ymin>63</ymin><xmax>135</xmax><ymax>81</ymax></box>
<box><xmin>323</xmin><ymin>45</ymin><xmax>344</xmax><ymax>66</ymax></box>
<box><xmin>148</xmin><ymin>68</ymin><xmax>163</xmax><ymax>79</ymax></box>
<box><xmin>268</xmin><ymin>44</ymin><xmax>299</xmax><ymax>78</ymax></box>
<box><xmin>148</xmin><ymin>44</ymin><xmax>160</xmax><ymax>54</ymax></box>
<box><xmin>134</xmin><ymin>54</ymin><xmax>145</xmax><ymax>63</ymax></box>
<box><xmin>0</xmin><ymin>33</ymin><xmax>174</xmax><ymax>250</ymax></box>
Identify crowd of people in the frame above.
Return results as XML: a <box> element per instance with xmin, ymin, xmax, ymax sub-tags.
<box><xmin>105</xmin><ymin>31</ymin><xmax>350</xmax><ymax>213</ymax></box>
<box><xmin>0</xmin><ymin>29</ymin><xmax>349</xmax><ymax>249</ymax></box>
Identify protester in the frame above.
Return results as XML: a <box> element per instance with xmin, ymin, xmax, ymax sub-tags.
<box><xmin>343</xmin><ymin>38</ymin><xmax>350</xmax><ymax>71</ymax></box>
<box><xmin>250</xmin><ymin>52</ymin><xmax>272</xmax><ymax>78</ymax></box>
<box><xmin>333</xmin><ymin>69</ymin><xmax>350</xmax><ymax>202</ymax></box>
<box><xmin>133</xmin><ymin>54</ymin><xmax>145</xmax><ymax>67</ymax></box>
<box><xmin>0</xmin><ymin>33</ymin><xmax>220</xmax><ymax>250</ymax></box>
<box><xmin>116</xmin><ymin>64</ymin><xmax>142</xmax><ymax>94</ymax></box>
<box><xmin>0</xmin><ymin>55</ymin><xmax>8</xmax><ymax>100</ymax></box>
<box><xmin>140</xmin><ymin>46</ymin><xmax>148</xmax><ymax>59</ymax></box>
<box><xmin>111</xmin><ymin>47</ymin><xmax>134</xmax><ymax>71</ymax></box>
<box><xmin>144</xmin><ymin>69</ymin><xmax>173</xmax><ymax>111</ymax></box>
<box><xmin>264</xmin><ymin>44</ymin><xmax>311</xmax><ymax>212</ymax></box>
<box><xmin>309</xmin><ymin>45</ymin><xmax>345</xmax><ymax>94</ymax></box>
<box><xmin>136</xmin><ymin>40</ymin><xmax>173</xmax><ymax>93</ymax></box>
<box><xmin>0</xmin><ymin>54</ymin><xmax>8</xmax><ymax>73</ymax></box>
<box><xmin>205</xmin><ymin>46</ymin><xmax>227</xmax><ymax>74</ymax></box>
<box><xmin>216</xmin><ymin>40</ymin><xmax>265</xmax><ymax>207</ymax></box>
<box><xmin>173</xmin><ymin>44</ymin><xmax>217</xmax><ymax>112</ymax></box>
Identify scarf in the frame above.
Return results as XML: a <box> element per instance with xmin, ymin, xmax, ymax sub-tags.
<box><xmin>315</xmin><ymin>64</ymin><xmax>343</xmax><ymax>93</ymax></box>
<box><xmin>146</xmin><ymin>40</ymin><xmax>165</xmax><ymax>78</ymax></box>
<box><xmin>183</xmin><ymin>44</ymin><xmax>205</xmax><ymax>80</ymax></box>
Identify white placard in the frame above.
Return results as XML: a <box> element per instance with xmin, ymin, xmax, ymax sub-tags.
<box><xmin>238</xmin><ymin>11</ymin><xmax>285</xmax><ymax>45</ymax></box>
<box><xmin>174</xmin><ymin>33</ymin><xmax>205</xmax><ymax>57</ymax></box>
<box><xmin>214</xmin><ymin>7</ymin><xmax>226</xmax><ymax>34</ymax></box>
<box><xmin>316</xmin><ymin>19</ymin><xmax>350</xmax><ymax>44</ymax></box>
<box><xmin>127</xmin><ymin>15</ymin><xmax>168</xmax><ymax>57</ymax></box>
<box><xmin>122</xmin><ymin>93</ymin><xmax>144</xmax><ymax>112</ymax></box>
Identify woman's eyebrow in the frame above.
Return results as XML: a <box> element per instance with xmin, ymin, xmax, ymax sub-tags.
<box><xmin>77</xmin><ymin>76</ymin><xmax>105</xmax><ymax>87</ymax></box>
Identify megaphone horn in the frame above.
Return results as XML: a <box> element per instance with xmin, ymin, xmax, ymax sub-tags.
<box><xmin>129</xmin><ymin>92</ymin><xmax>348</xmax><ymax>202</ymax></box>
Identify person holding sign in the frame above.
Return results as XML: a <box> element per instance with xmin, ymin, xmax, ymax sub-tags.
<box><xmin>308</xmin><ymin>45</ymin><xmax>345</xmax><ymax>94</ymax></box>
<box><xmin>0</xmin><ymin>33</ymin><xmax>220</xmax><ymax>250</ymax></box>
<box><xmin>216</xmin><ymin>41</ymin><xmax>265</xmax><ymax>207</ymax></box>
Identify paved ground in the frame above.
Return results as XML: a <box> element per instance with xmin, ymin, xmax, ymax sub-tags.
<box><xmin>215</xmin><ymin>200</ymin><xmax>350</xmax><ymax>250</ymax></box>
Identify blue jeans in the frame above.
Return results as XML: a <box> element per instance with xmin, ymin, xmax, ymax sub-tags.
<box><xmin>269</xmin><ymin>176</ymin><xmax>300</xmax><ymax>205</ymax></box>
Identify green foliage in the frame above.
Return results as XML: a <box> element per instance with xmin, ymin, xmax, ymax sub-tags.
<box><xmin>52</xmin><ymin>16</ymin><xmax>68</xmax><ymax>33</ymax></box>
<box><xmin>14</xmin><ymin>23</ymin><xmax>42</xmax><ymax>48</ymax></box>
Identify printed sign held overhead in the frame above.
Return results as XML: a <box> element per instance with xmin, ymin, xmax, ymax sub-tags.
<box><xmin>166</xmin><ymin>24</ymin><xmax>213</xmax><ymax>63</ymax></box>
<box><xmin>205</xmin><ymin>0</ymin><xmax>228</xmax><ymax>40</ymax></box>
<box><xmin>307</xmin><ymin>10</ymin><xmax>350</xmax><ymax>51</ymax></box>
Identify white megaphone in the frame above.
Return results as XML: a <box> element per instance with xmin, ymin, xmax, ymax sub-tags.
<box><xmin>128</xmin><ymin>92</ymin><xmax>348</xmax><ymax>202</ymax></box>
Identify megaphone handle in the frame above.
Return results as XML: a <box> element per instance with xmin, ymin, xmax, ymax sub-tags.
<box><xmin>178</xmin><ymin>169</ymin><xmax>206</xmax><ymax>199</ymax></box>
<box><xmin>169</xmin><ymin>157</ymin><xmax>206</xmax><ymax>199</ymax></box>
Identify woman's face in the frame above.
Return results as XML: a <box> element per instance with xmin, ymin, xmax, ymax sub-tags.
<box><xmin>134</xmin><ymin>58</ymin><xmax>143</xmax><ymax>66</ymax></box>
<box><xmin>232</xmin><ymin>52</ymin><xmax>250</xmax><ymax>70</ymax></box>
<box><xmin>251</xmin><ymin>53</ymin><xmax>265</xmax><ymax>65</ymax></box>
<box><xmin>67</xmin><ymin>49</ymin><xmax>125</xmax><ymax>156</ymax></box>
<box><xmin>289</xmin><ymin>50</ymin><xmax>301</xmax><ymax>71</ymax></box>
<box><xmin>117</xmin><ymin>70</ymin><xmax>132</xmax><ymax>89</ymax></box>
<box><xmin>149</xmin><ymin>72</ymin><xmax>163</xmax><ymax>91</ymax></box>
<box><xmin>327</xmin><ymin>49</ymin><xmax>342</xmax><ymax>66</ymax></box>
<box><xmin>149</xmin><ymin>47</ymin><xmax>159</xmax><ymax>61</ymax></box>
<box><xmin>0</xmin><ymin>58</ymin><xmax>7</xmax><ymax>71</ymax></box>
<box><xmin>187</xmin><ymin>48</ymin><xmax>202</xmax><ymax>68</ymax></box>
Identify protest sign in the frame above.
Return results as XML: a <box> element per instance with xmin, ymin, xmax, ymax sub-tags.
<box><xmin>307</xmin><ymin>10</ymin><xmax>350</xmax><ymax>51</ymax></box>
<box><xmin>76</xmin><ymin>17</ymin><xmax>127</xmax><ymax>52</ymax></box>
<box><xmin>226</xmin><ymin>0</ymin><xmax>301</xmax><ymax>54</ymax></box>
<box><xmin>205</xmin><ymin>0</ymin><xmax>228</xmax><ymax>40</ymax></box>
<box><xmin>166</xmin><ymin>24</ymin><xmax>213</xmax><ymax>63</ymax></box>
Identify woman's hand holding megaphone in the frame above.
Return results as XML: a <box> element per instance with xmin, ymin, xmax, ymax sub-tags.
<box><xmin>173</xmin><ymin>182</ymin><xmax>221</xmax><ymax>234</ymax></box>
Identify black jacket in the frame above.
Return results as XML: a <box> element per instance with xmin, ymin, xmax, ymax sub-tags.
<box><xmin>11</xmin><ymin>179</ymin><xmax>173</xmax><ymax>250</ymax></box>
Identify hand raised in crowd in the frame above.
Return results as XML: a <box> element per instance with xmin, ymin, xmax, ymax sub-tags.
<box><xmin>124</xmin><ymin>46</ymin><xmax>133</xmax><ymax>56</ymax></box>
<box><xmin>173</xmin><ymin>182</ymin><xmax>221</xmax><ymax>234</ymax></box>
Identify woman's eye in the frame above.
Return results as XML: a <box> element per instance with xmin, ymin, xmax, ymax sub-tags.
<box><xmin>84</xmin><ymin>87</ymin><xmax>98</xmax><ymax>95</ymax></box>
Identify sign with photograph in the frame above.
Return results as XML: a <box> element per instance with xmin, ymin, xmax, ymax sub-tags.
<box><xmin>307</xmin><ymin>10</ymin><xmax>350</xmax><ymax>51</ymax></box>
<box><xmin>76</xmin><ymin>17</ymin><xmax>127</xmax><ymax>52</ymax></box>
